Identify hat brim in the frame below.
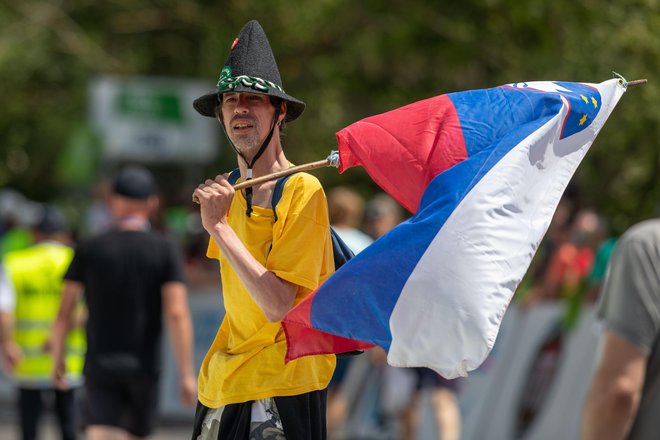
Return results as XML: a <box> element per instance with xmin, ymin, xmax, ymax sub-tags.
<box><xmin>193</xmin><ymin>87</ymin><xmax>305</xmax><ymax>122</ymax></box>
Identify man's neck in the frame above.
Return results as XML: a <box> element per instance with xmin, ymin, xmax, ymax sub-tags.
<box><xmin>115</xmin><ymin>214</ymin><xmax>150</xmax><ymax>231</ymax></box>
<box><xmin>238</xmin><ymin>146</ymin><xmax>289</xmax><ymax>178</ymax></box>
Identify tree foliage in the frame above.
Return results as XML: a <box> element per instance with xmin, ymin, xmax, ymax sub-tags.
<box><xmin>1</xmin><ymin>0</ymin><xmax>658</xmax><ymax>232</ymax></box>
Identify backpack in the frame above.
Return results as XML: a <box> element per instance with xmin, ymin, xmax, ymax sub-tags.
<box><xmin>227</xmin><ymin>169</ymin><xmax>355</xmax><ymax>270</ymax></box>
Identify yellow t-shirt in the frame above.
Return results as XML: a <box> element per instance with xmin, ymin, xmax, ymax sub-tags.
<box><xmin>198</xmin><ymin>172</ymin><xmax>336</xmax><ymax>407</ymax></box>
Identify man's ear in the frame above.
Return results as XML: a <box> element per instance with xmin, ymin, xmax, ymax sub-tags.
<box><xmin>279</xmin><ymin>100</ymin><xmax>287</xmax><ymax>124</ymax></box>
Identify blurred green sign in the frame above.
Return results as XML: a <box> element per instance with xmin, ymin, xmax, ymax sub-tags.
<box><xmin>90</xmin><ymin>75</ymin><xmax>219</xmax><ymax>163</ymax></box>
<box><xmin>116</xmin><ymin>89</ymin><xmax>183</xmax><ymax>123</ymax></box>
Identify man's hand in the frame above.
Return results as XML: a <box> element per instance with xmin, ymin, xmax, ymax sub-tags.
<box><xmin>0</xmin><ymin>340</ymin><xmax>22</xmax><ymax>373</ymax></box>
<box><xmin>52</xmin><ymin>356</ymin><xmax>69</xmax><ymax>390</ymax></box>
<box><xmin>51</xmin><ymin>280</ymin><xmax>83</xmax><ymax>391</ymax></box>
<box><xmin>42</xmin><ymin>336</ymin><xmax>53</xmax><ymax>353</ymax></box>
<box><xmin>193</xmin><ymin>174</ymin><xmax>235</xmax><ymax>233</ymax></box>
<box><xmin>180</xmin><ymin>373</ymin><xmax>198</xmax><ymax>407</ymax></box>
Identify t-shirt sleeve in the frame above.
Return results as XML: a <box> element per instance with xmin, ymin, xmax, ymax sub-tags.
<box><xmin>597</xmin><ymin>222</ymin><xmax>660</xmax><ymax>355</ymax></box>
<box><xmin>163</xmin><ymin>238</ymin><xmax>187</xmax><ymax>283</ymax></box>
<box><xmin>64</xmin><ymin>243</ymin><xmax>86</xmax><ymax>283</ymax></box>
<box><xmin>268</xmin><ymin>175</ymin><xmax>333</xmax><ymax>293</ymax></box>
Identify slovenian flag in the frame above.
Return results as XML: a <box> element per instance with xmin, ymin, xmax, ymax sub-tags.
<box><xmin>282</xmin><ymin>79</ymin><xmax>626</xmax><ymax>378</ymax></box>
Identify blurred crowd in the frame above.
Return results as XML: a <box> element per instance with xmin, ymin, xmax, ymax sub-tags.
<box><xmin>0</xmin><ymin>182</ymin><xmax>217</xmax><ymax>288</ymax></box>
<box><xmin>325</xmin><ymin>185</ymin><xmax>619</xmax><ymax>440</ymax></box>
<box><xmin>514</xmin><ymin>195</ymin><xmax>617</xmax><ymax>328</ymax></box>
<box><xmin>0</xmin><ymin>178</ymin><xmax>619</xmax><ymax>440</ymax></box>
<box><xmin>2</xmin><ymin>179</ymin><xmax>615</xmax><ymax>295</ymax></box>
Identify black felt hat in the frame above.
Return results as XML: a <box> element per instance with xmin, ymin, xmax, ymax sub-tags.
<box><xmin>193</xmin><ymin>20</ymin><xmax>305</xmax><ymax>122</ymax></box>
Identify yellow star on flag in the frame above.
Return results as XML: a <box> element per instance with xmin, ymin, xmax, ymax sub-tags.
<box><xmin>579</xmin><ymin>114</ymin><xmax>588</xmax><ymax>126</ymax></box>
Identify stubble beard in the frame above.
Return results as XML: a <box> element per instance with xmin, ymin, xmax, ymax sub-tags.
<box><xmin>226</xmin><ymin>116</ymin><xmax>263</xmax><ymax>157</ymax></box>
<box><xmin>231</xmin><ymin>132</ymin><xmax>262</xmax><ymax>155</ymax></box>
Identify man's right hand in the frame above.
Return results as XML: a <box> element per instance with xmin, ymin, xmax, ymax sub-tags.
<box><xmin>0</xmin><ymin>341</ymin><xmax>22</xmax><ymax>373</ymax></box>
<box><xmin>193</xmin><ymin>174</ymin><xmax>235</xmax><ymax>233</ymax></box>
<box><xmin>52</xmin><ymin>357</ymin><xmax>69</xmax><ymax>390</ymax></box>
<box><xmin>180</xmin><ymin>373</ymin><xmax>198</xmax><ymax>407</ymax></box>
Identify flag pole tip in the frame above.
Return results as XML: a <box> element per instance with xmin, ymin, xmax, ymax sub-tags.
<box><xmin>627</xmin><ymin>79</ymin><xmax>648</xmax><ymax>87</ymax></box>
<box><xmin>327</xmin><ymin>150</ymin><xmax>340</xmax><ymax>168</ymax></box>
<box><xmin>612</xmin><ymin>72</ymin><xmax>648</xmax><ymax>89</ymax></box>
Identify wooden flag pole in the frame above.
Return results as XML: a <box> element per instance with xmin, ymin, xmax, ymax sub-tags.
<box><xmin>627</xmin><ymin>79</ymin><xmax>647</xmax><ymax>87</ymax></box>
<box><xmin>192</xmin><ymin>151</ymin><xmax>339</xmax><ymax>204</ymax></box>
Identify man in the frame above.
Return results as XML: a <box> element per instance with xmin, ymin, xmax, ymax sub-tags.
<box><xmin>191</xmin><ymin>20</ymin><xmax>336</xmax><ymax>439</ymax></box>
<box><xmin>0</xmin><ymin>206</ymin><xmax>85</xmax><ymax>440</ymax></box>
<box><xmin>582</xmin><ymin>219</ymin><xmax>660</xmax><ymax>440</ymax></box>
<box><xmin>51</xmin><ymin>165</ymin><xmax>197</xmax><ymax>439</ymax></box>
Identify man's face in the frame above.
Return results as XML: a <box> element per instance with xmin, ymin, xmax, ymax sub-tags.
<box><xmin>219</xmin><ymin>92</ymin><xmax>276</xmax><ymax>153</ymax></box>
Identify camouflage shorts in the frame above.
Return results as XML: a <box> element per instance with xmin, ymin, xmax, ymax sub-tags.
<box><xmin>197</xmin><ymin>397</ymin><xmax>285</xmax><ymax>440</ymax></box>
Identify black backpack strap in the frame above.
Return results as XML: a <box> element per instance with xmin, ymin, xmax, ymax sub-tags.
<box><xmin>271</xmin><ymin>173</ymin><xmax>297</xmax><ymax>222</ymax></box>
<box><xmin>330</xmin><ymin>226</ymin><xmax>355</xmax><ymax>270</ymax></box>
<box><xmin>271</xmin><ymin>172</ymin><xmax>355</xmax><ymax>268</ymax></box>
<box><xmin>227</xmin><ymin>168</ymin><xmax>241</xmax><ymax>185</ymax></box>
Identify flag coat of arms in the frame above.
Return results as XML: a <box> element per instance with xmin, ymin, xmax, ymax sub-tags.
<box><xmin>282</xmin><ymin>79</ymin><xmax>626</xmax><ymax>378</ymax></box>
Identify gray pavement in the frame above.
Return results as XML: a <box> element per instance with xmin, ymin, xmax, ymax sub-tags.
<box><xmin>0</xmin><ymin>402</ymin><xmax>193</xmax><ymax>440</ymax></box>
<box><xmin>0</xmin><ymin>423</ymin><xmax>192</xmax><ymax>440</ymax></box>
<box><xmin>0</xmin><ymin>421</ymin><xmax>192</xmax><ymax>440</ymax></box>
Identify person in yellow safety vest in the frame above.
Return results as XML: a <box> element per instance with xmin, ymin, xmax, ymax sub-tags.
<box><xmin>0</xmin><ymin>205</ymin><xmax>85</xmax><ymax>440</ymax></box>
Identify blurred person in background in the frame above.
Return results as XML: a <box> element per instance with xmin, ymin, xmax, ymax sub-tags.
<box><xmin>582</xmin><ymin>219</ymin><xmax>660</xmax><ymax>440</ymax></box>
<box><xmin>0</xmin><ymin>189</ymin><xmax>41</xmax><ymax>257</ymax></box>
<box><xmin>401</xmin><ymin>369</ymin><xmax>461</xmax><ymax>440</ymax></box>
<box><xmin>521</xmin><ymin>208</ymin><xmax>603</xmax><ymax>308</ymax></box>
<box><xmin>0</xmin><ymin>205</ymin><xmax>85</xmax><ymax>440</ymax></box>
<box><xmin>581</xmin><ymin>217</ymin><xmax>617</xmax><ymax>304</ymax></box>
<box><xmin>327</xmin><ymin>186</ymin><xmax>373</xmax><ymax>254</ymax></box>
<box><xmin>562</xmin><ymin>214</ymin><xmax>616</xmax><ymax>329</ymax></box>
<box><xmin>358</xmin><ymin>193</ymin><xmax>406</xmax><ymax>436</ymax></box>
<box><xmin>79</xmin><ymin>178</ymin><xmax>113</xmax><ymax>238</ymax></box>
<box><xmin>363</xmin><ymin>193</ymin><xmax>405</xmax><ymax>241</ymax></box>
<box><xmin>51</xmin><ymin>165</ymin><xmax>197</xmax><ymax>440</ymax></box>
<box><xmin>360</xmin><ymin>193</ymin><xmax>461</xmax><ymax>440</ymax></box>
<box><xmin>325</xmin><ymin>186</ymin><xmax>373</xmax><ymax>436</ymax></box>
